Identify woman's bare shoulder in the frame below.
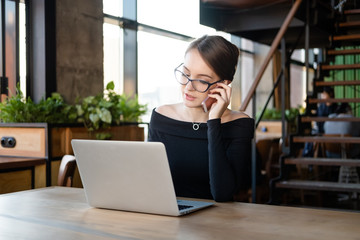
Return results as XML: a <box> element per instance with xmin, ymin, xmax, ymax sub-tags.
<box><xmin>222</xmin><ymin>110</ymin><xmax>251</xmax><ymax>123</ymax></box>
<box><xmin>155</xmin><ymin>103</ymin><xmax>182</xmax><ymax>119</ymax></box>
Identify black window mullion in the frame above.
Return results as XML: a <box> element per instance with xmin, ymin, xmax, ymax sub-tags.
<box><xmin>15</xmin><ymin>0</ymin><xmax>19</xmax><ymax>86</ymax></box>
<box><xmin>1</xmin><ymin>0</ymin><xmax>5</xmax><ymax>77</ymax></box>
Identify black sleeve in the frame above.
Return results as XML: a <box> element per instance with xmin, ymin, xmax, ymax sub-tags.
<box><xmin>148</xmin><ymin>124</ymin><xmax>158</xmax><ymax>142</ymax></box>
<box><xmin>207</xmin><ymin>119</ymin><xmax>252</xmax><ymax>202</ymax></box>
<box><xmin>148</xmin><ymin>112</ymin><xmax>162</xmax><ymax>143</ymax></box>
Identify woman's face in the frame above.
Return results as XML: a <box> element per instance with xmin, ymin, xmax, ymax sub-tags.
<box><xmin>321</xmin><ymin>91</ymin><xmax>330</xmax><ymax>99</ymax></box>
<box><xmin>321</xmin><ymin>91</ymin><xmax>332</xmax><ymax>106</ymax></box>
<box><xmin>181</xmin><ymin>49</ymin><xmax>221</xmax><ymax>108</ymax></box>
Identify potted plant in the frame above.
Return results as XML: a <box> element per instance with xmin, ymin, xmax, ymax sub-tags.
<box><xmin>0</xmin><ymin>81</ymin><xmax>147</xmax><ymax>138</ymax></box>
<box><xmin>0</xmin><ymin>81</ymin><xmax>148</xmax><ymax>186</ymax></box>
<box><xmin>256</xmin><ymin>106</ymin><xmax>303</xmax><ymax>134</ymax></box>
<box><xmin>74</xmin><ymin>81</ymin><xmax>147</xmax><ymax>139</ymax></box>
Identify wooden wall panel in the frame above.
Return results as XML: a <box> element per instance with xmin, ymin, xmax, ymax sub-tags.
<box><xmin>0</xmin><ymin>170</ymin><xmax>32</xmax><ymax>194</ymax></box>
<box><xmin>0</xmin><ymin>128</ymin><xmax>46</xmax><ymax>157</ymax></box>
<box><xmin>50</xmin><ymin>125</ymin><xmax>144</xmax><ymax>157</ymax></box>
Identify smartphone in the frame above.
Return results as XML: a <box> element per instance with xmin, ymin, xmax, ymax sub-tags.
<box><xmin>201</xmin><ymin>96</ymin><xmax>216</xmax><ymax>113</ymax></box>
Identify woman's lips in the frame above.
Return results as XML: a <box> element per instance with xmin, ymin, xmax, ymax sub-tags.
<box><xmin>185</xmin><ymin>93</ymin><xmax>196</xmax><ymax>101</ymax></box>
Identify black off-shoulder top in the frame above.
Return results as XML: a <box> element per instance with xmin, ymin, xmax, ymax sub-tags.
<box><xmin>148</xmin><ymin>108</ymin><xmax>254</xmax><ymax>202</ymax></box>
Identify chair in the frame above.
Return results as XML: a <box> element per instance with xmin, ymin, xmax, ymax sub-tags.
<box><xmin>256</xmin><ymin>138</ymin><xmax>281</xmax><ymax>180</ymax></box>
<box><xmin>250</xmin><ymin>137</ymin><xmax>281</xmax><ymax>203</ymax></box>
<box><xmin>322</xmin><ymin>134</ymin><xmax>352</xmax><ymax>159</ymax></box>
<box><xmin>322</xmin><ymin>134</ymin><xmax>359</xmax><ymax>184</ymax></box>
<box><xmin>57</xmin><ymin>155</ymin><xmax>77</xmax><ymax>187</ymax></box>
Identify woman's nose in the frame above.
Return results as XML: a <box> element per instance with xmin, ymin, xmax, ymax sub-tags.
<box><xmin>184</xmin><ymin>80</ymin><xmax>195</xmax><ymax>91</ymax></box>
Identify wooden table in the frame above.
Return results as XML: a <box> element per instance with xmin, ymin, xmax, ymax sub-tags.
<box><xmin>0</xmin><ymin>156</ymin><xmax>46</xmax><ymax>193</ymax></box>
<box><xmin>0</xmin><ymin>187</ymin><xmax>359</xmax><ymax>240</ymax></box>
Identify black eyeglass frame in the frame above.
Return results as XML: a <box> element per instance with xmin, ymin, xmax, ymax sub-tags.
<box><xmin>174</xmin><ymin>63</ymin><xmax>223</xmax><ymax>93</ymax></box>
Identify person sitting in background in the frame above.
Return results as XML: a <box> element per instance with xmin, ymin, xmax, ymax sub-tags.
<box><xmin>316</xmin><ymin>86</ymin><xmax>338</xmax><ymax>134</ymax></box>
<box><xmin>302</xmin><ymin>86</ymin><xmax>338</xmax><ymax>157</ymax></box>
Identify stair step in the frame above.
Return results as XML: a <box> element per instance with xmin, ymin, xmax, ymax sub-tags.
<box><xmin>284</xmin><ymin>157</ymin><xmax>360</xmax><ymax>166</ymax></box>
<box><xmin>315</xmin><ymin>80</ymin><xmax>360</xmax><ymax>86</ymax></box>
<box><xmin>301</xmin><ymin>116</ymin><xmax>360</xmax><ymax>122</ymax></box>
<box><xmin>327</xmin><ymin>48</ymin><xmax>360</xmax><ymax>55</ymax></box>
<box><xmin>276</xmin><ymin>180</ymin><xmax>360</xmax><ymax>192</ymax></box>
<box><xmin>338</xmin><ymin>21</ymin><xmax>360</xmax><ymax>28</ymax></box>
<box><xmin>308</xmin><ymin>98</ymin><xmax>360</xmax><ymax>104</ymax></box>
<box><xmin>321</xmin><ymin>63</ymin><xmax>360</xmax><ymax>70</ymax></box>
<box><xmin>344</xmin><ymin>9</ymin><xmax>360</xmax><ymax>15</ymax></box>
<box><xmin>293</xmin><ymin>136</ymin><xmax>360</xmax><ymax>144</ymax></box>
<box><xmin>331</xmin><ymin>34</ymin><xmax>360</xmax><ymax>41</ymax></box>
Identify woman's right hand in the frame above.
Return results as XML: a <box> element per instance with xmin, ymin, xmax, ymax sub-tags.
<box><xmin>207</xmin><ymin>82</ymin><xmax>231</xmax><ymax>120</ymax></box>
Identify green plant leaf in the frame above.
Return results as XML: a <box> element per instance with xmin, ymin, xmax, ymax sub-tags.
<box><xmin>0</xmin><ymin>81</ymin><xmax>148</xmax><ymax>135</ymax></box>
<box><xmin>106</xmin><ymin>81</ymin><xmax>115</xmax><ymax>91</ymax></box>
<box><xmin>98</xmin><ymin>108</ymin><xmax>112</xmax><ymax>123</ymax></box>
<box><xmin>89</xmin><ymin>113</ymin><xmax>100</xmax><ymax>126</ymax></box>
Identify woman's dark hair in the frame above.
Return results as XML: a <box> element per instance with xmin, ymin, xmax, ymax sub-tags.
<box><xmin>185</xmin><ymin>35</ymin><xmax>239</xmax><ymax>81</ymax></box>
<box><xmin>336</xmin><ymin>103</ymin><xmax>351</xmax><ymax>114</ymax></box>
<box><xmin>323</xmin><ymin>86</ymin><xmax>334</xmax><ymax>98</ymax></box>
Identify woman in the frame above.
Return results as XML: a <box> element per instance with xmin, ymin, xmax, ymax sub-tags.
<box><xmin>316</xmin><ymin>86</ymin><xmax>338</xmax><ymax>134</ymax></box>
<box><xmin>148</xmin><ymin>35</ymin><xmax>254</xmax><ymax>202</ymax></box>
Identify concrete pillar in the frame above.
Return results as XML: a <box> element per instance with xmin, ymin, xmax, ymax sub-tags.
<box><xmin>56</xmin><ymin>0</ymin><xmax>103</xmax><ymax>104</ymax></box>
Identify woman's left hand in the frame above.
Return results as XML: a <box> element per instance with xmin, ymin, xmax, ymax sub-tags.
<box><xmin>207</xmin><ymin>82</ymin><xmax>231</xmax><ymax>119</ymax></box>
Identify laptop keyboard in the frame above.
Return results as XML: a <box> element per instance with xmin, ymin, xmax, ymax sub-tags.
<box><xmin>178</xmin><ymin>204</ymin><xmax>193</xmax><ymax>211</ymax></box>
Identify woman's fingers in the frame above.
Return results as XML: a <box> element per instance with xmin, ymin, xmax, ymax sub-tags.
<box><xmin>207</xmin><ymin>82</ymin><xmax>232</xmax><ymax>119</ymax></box>
<box><xmin>209</xmin><ymin>83</ymin><xmax>231</xmax><ymax>103</ymax></box>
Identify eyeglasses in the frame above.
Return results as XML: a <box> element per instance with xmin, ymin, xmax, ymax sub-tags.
<box><xmin>174</xmin><ymin>63</ymin><xmax>223</xmax><ymax>93</ymax></box>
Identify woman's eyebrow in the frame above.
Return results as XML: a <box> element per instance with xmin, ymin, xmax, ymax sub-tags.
<box><xmin>198</xmin><ymin>73</ymin><xmax>213</xmax><ymax>79</ymax></box>
<box><xmin>183</xmin><ymin>65</ymin><xmax>213</xmax><ymax>79</ymax></box>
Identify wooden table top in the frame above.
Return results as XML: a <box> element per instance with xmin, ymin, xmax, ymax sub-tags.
<box><xmin>0</xmin><ymin>187</ymin><xmax>359</xmax><ymax>240</ymax></box>
<box><xmin>0</xmin><ymin>156</ymin><xmax>46</xmax><ymax>169</ymax></box>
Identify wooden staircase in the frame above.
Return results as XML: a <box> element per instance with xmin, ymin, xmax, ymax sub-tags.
<box><xmin>270</xmin><ymin>4</ymin><xmax>360</xmax><ymax>210</ymax></box>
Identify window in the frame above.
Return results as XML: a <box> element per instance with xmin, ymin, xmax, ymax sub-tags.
<box><xmin>290</xmin><ymin>49</ymin><xmax>314</xmax><ymax>108</ymax></box>
<box><xmin>103</xmin><ymin>0</ymin><xmax>123</xmax><ymax>17</ymax></box>
<box><xmin>19</xmin><ymin>1</ymin><xmax>26</xmax><ymax>96</ymax></box>
<box><xmin>103</xmin><ymin>22</ymin><xmax>124</xmax><ymax>94</ymax></box>
<box><xmin>137</xmin><ymin>31</ymin><xmax>189</xmax><ymax>122</ymax></box>
<box><xmin>0</xmin><ymin>0</ymin><xmax>26</xmax><ymax>100</ymax></box>
<box><xmin>137</xmin><ymin>0</ymin><xmax>215</xmax><ymax>38</ymax></box>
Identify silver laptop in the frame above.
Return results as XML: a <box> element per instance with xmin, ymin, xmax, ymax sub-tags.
<box><xmin>71</xmin><ymin>139</ymin><xmax>214</xmax><ymax>216</ymax></box>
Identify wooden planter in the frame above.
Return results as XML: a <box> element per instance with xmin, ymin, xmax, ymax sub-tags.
<box><xmin>256</xmin><ymin>120</ymin><xmax>282</xmax><ymax>140</ymax></box>
<box><xmin>0</xmin><ymin>123</ymin><xmax>145</xmax><ymax>192</ymax></box>
<box><xmin>256</xmin><ymin>120</ymin><xmax>297</xmax><ymax>140</ymax></box>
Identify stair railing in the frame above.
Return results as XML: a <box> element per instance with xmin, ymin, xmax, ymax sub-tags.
<box><xmin>239</xmin><ymin>0</ymin><xmax>303</xmax><ymax>112</ymax></box>
<box><xmin>255</xmin><ymin>26</ymin><xmax>305</xmax><ymax>129</ymax></box>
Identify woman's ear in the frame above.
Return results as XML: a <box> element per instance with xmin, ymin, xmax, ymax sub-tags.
<box><xmin>224</xmin><ymin>80</ymin><xmax>231</xmax><ymax>85</ymax></box>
